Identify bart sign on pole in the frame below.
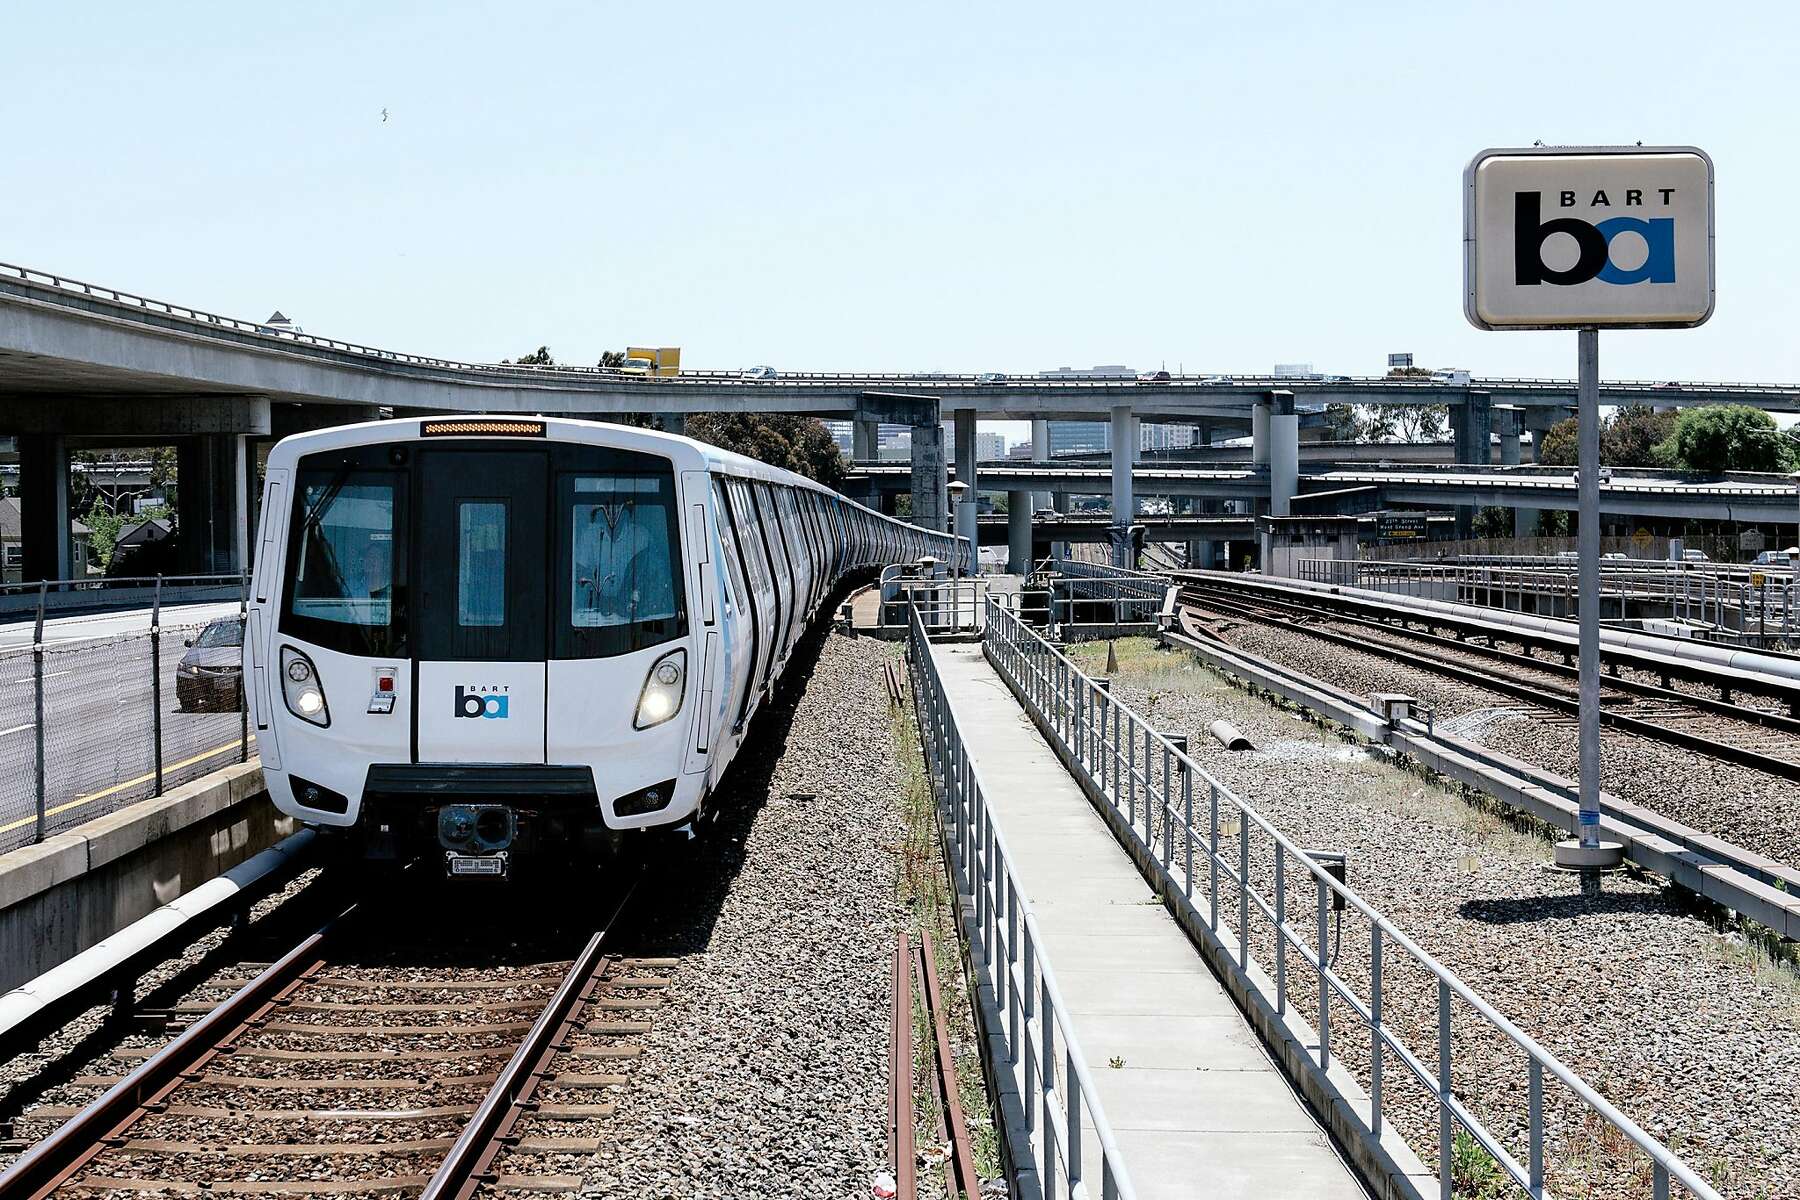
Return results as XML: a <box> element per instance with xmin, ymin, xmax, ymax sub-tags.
<box><xmin>1463</xmin><ymin>144</ymin><xmax>1713</xmax><ymax>867</ymax></box>
<box><xmin>1464</xmin><ymin>146</ymin><xmax>1714</xmax><ymax>329</ymax></box>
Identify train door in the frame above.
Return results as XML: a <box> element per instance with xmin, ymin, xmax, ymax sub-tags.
<box><xmin>413</xmin><ymin>449</ymin><xmax>549</xmax><ymax>764</ymax></box>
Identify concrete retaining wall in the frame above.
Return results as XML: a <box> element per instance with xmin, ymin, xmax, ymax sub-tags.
<box><xmin>0</xmin><ymin>762</ymin><xmax>279</xmax><ymax>993</ymax></box>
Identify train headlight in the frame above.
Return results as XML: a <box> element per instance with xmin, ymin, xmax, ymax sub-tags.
<box><xmin>280</xmin><ymin>646</ymin><xmax>331</xmax><ymax>727</ymax></box>
<box><xmin>633</xmin><ymin>649</ymin><xmax>686</xmax><ymax>730</ymax></box>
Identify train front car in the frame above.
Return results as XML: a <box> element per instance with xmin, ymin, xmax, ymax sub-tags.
<box><xmin>248</xmin><ymin>417</ymin><xmax>716</xmax><ymax>878</ymax></box>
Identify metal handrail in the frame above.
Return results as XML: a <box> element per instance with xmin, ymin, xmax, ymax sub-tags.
<box><xmin>0</xmin><ymin>572</ymin><xmax>245</xmax><ymax>596</ymax></box>
<box><xmin>906</xmin><ymin>603</ymin><xmax>1137</xmax><ymax>1199</ymax></box>
<box><xmin>981</xmin><ymin>593</ymin><xmax>1721</xmax><ymax>1200</ymax></box>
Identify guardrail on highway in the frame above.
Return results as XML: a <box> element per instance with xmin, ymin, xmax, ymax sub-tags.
<box><xmin>10</xmin><ymin>260</ymin><xmax>1800</xmax><ymax>401</ymax></box>
<box><xmin>905</xmin><ymin>602</ymin><xmax>1138</xmax><ymax>1200</ymax></box>
<box><xmin>982</xmin><ymin>592</ymin><xmax>1720</xmax><ymax>1200</ymax></box>
<box><xmin>0</xmin><ymin>577</ymin><xmax>252</xmax><ymax>855</ymax></box>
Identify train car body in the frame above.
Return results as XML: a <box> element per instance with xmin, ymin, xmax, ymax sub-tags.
<box><xmin>245</xmin><ymin>416</ymin><xmax>965</xmax><ymax>877</ymax></box>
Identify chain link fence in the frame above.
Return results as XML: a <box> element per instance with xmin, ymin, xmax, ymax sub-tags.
<box><xmin>0</xmin><ymin>579</ymin><xmax>253</xmax><ymax>855</ymax></box>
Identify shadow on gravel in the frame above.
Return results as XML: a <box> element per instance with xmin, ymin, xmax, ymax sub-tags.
<box><xmin>619</xmin><ymin>576</ymin><xmax>870</xmax><ymax>961</ymax></box>
<box><xmin>1457</xmin><ymin>887</ymin><xmax>1683</xmax><ymax>925</ymax></box>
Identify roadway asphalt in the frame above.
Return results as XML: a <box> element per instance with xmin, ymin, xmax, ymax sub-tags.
<box><xmin>0</xmin><ymin>602</ymin><xmax>252</xmax><ymax>854</ymax></box>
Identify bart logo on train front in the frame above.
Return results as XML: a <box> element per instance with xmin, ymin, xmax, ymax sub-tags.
<box><xmin>454</xmin><ymin>685</ymin><xmax>511</xmax><ymax>719</ymax></box>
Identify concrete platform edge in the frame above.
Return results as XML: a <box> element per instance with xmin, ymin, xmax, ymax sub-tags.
<box><xmin>0</xmin><ymin>761</ymin><xmax>287</xmax><ymax>994</ymax></box>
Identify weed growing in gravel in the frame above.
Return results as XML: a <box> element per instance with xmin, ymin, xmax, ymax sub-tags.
<box><xmin>1449</xmin><ymin>1128</ymin><xmax>1509</xmax><ymax>1199</ymax></box>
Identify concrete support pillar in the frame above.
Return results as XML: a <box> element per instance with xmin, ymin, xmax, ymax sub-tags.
<box><xmin>852</xmin><ymin>418</ymin><xmax>878</xmax><ymax>461</ymax></box>
<box><xmin>1007</xmin><ymin>491</ymin><xmax>1032</xmax><ymax>575</ymax></box>
<box><xmin>1453</xmin><ymin>390</ymin><xmax>1494</xmax><ymax>465</ymax></box>
<box><xmin>1515</xmin><ymin>408</ymin><xmax>1561</xmax><ymax>537</ymax></box>
<box><xmin>1497</xmin><ymin>406</ymin><xmax>1522</xmax><ymax>467</ymax></box>
<box><xmin>909</xmin><ymin>418</ymin><xmax>947</xmax><ymax>533</ymax></box>
<box><xmin>953</xmin><ymin>409</ymin><xmax>979</xmax><ymax>555</ymax></box>
<box><xmin>1187</xmin><ymin>538</ymin><xmax>1215</xmax><ymax>570</ymax></box>
<box><xmin>1451</xmin><ymin>391</ymin><xmax>1493</xmax><ymax>539</ymax></box>
<box><xmin>176</xmin><ymin>433</ymin><xmax>249</xmax><ymax>575</ymax></box>
<box><xmin>1269</xmin><ymin>392</ymin><xmax>1298</xmax><ymax>519</ymax></box>
<box><xmin>1109</xmin><ymin>406</ymin><xmax>1135</xmax><ymax>567</ymax></box>
<box><xmin>1030</xmin><ymin>418</ymin><xmax>1051</xmax><ymax>510</ymax></box>
<box><xmin>1251</xmin><ymin>402</ymin><xmax>1271</xmax><ymax>466</ymax></box>
<box><xmin>17</xmin><ymin>434</ymin><xmax>71</xmax><ymax>583</ymax></box>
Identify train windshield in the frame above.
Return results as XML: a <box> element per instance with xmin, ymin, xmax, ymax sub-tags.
<box><xmin>283</xmin><ymin>468</ymin><xmax>407</xmax><ymax>656</ymax></box>
<box><xmin>569</xmin><ymin>477</ymin><xmax>679</xmax><ymax>628</ymax></box>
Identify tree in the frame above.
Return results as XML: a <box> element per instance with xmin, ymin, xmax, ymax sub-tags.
<box><xmin>1601</xmin><ymin>404</ymin><xmax>1677</xmax><ymax>468</ymax></box>
<box><xmin>1536</xmin><ymin>417</ymin><xmax>1578</xmax><ymax>466</ymax></box>
<box><xmin>599</xmin><ymin>350</ymin><xmax>624</xmax><ymax>368</ymax></box>
<box><xmin>507</xmin><ymin>346</ymin><xmax>555</xmax><ymax>366</ymax></box>
<box><xmin>1656</xmin><ymin>405</ymin><xmax>1794</xmax><ymax>473</ymax></box>
<box><xmin>1321</xmin><ymin>404</ymin><xmax>1361</xmax><ymax>441</ymax></box>
<box><xmin>686</xmin><ymin>414</ymin><xmax>847</xmax><ymax>487</ymax></box>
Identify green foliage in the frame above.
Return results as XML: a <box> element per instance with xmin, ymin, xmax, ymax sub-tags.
<box><xmin>1450</xmin><ymin>1128</ymin><xmax>1509</xmax><ymax>1200</ymax></box>
<box><xmin>1603</xmin><ymin>404</ymin><xmax>1677</xmax><ymax>467</ymax></box>
<box><xmin>1537</xmin><ymin>416</ymin><xmax>1578</xmax><ymax>466</ymax></box>
<box><xmin>83</xmin><ymin>502</ymin><xmax>171</xmax><ymax>572</ymax></box>
<box><xmin>1322</xmin><ymin>404</ymin><xmax>1361</xmax><ymax>441</ymax></box>
<box><xmin>1657</xmin><ymin>404</ymin><xmax>1794</xmax><ymax>473</ymax></box>
<box><xmin>1470</xmin><ymin>506</ymin><xmax>1512</xmax><ymax>538</ymax></box>
<box><xmin>506</xmin><ymin>346</ymin><xmax>555</xmax><ymax>366</ymax></box>
<box><xmin>599</xmin><ymin>350</ymin><xmax>624</xmax><ymax>368</ymax></box>
<box><xmin>686</xmin><ymin>413</ymin><xmax>847</xmax><ymax>487</ymax></box>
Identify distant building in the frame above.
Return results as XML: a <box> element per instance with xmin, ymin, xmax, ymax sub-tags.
<box><xmin>823</xmin><ymin>420</ymin><xmax>853</xmax><ymax>453</ymax></box>
<box><xmin>0</xmin><ymin>497</ymin><xmax>92</xmax><ymax>582</ymax></box>
<box><xmin>260</xmin><ymin>311</ymin><xmax>303</xmax><ymax>336</ymax></box>
<box><xmin>976</xmin><ymin>431</ymin><xmax>1008</xmax><ymax>460</ymax></box>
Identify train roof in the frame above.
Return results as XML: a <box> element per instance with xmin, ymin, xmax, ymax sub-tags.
<box><xmin>266</xmin><ymin>415</ymin><xmax>842</xmax><ymax>496</ymax></box>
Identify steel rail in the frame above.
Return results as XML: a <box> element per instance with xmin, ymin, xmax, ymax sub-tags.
<box><xmin>0</xmin><ymin>908</ymin><xmax>348</xmax><ymax>1199</ymax></box>
<box><xmin>1183</xmin><ymin>577</ymin><xmax>1800</xmax><ymax>737</ymax></box>
<box><xmin>1178</xmin><ymin>583</ymin><xmax>1800</xmax><ymax>783</ymax></box>
<box><xmin>420</xmin><ymin>878</ymin><xmax>640</xmax><ymax>1200</ymax></box>
<box><xmin>915</xmin><ymin>929</ymin><xmax>980</xmax><ymax>1200</ymax></box>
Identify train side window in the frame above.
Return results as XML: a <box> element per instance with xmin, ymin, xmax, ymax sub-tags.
<box><xmin>711</xmin><ymin>478</ymin><xmax>748</xmax><ymax>612</ymax></box>
<box><xmin>554</xmin><ymin>471</ymin><xmax>687</xmax><ymax>658</ymax></box>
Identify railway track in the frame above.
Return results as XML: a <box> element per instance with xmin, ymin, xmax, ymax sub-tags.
<box><xmin>0</xmin><ymin>878</ymin><xmax>664</xmax><ymax>1198</ymax></box>
<box><xmin>1177</xmin><ymin>580</ymin><xmax>1800</xmax><ymax>783</ymax></box>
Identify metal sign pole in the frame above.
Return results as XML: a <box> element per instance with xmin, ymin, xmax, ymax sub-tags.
<box><xmin>1576</xmin><ymin>328</ymin><xmax>1602</xmax><ymax>850</ymax></box>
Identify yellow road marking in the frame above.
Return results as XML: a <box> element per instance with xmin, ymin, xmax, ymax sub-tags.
<box><xmin>0</xmin><ymin>737</ymin><xmax>253</xmax><ymax>838</ymax></box>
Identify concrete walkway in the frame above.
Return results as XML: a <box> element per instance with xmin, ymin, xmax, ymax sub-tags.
<box><xmin>931</xmin><ymin>642</ymin><xmax>1369</xmax><ymax>1200</ymax></box>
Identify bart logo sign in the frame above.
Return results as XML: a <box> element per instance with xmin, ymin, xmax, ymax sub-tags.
<box><xmin>1464</xmin><ymin>147</ymin><xmax>1713</xmax><ymax>330</ymax></box>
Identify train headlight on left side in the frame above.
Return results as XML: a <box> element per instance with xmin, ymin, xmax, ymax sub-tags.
<box><xmin>633</xmin><ymin>649</ymin><xmax>687</xmax><ymax>730</ymax></box>
<box><xmin>281</xmin><ymin>646</ymin><xmax>331</xmax><ymax>726</ymax></box>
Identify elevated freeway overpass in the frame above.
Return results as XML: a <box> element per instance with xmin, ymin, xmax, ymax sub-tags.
<box><xmin>4</xmin><ymin>257</ymin><xmax>1800</xmax><ymax>577</ymax></box>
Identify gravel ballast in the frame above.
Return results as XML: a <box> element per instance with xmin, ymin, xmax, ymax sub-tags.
<box><xmin>1071</xmin><ymin>636</ymin><xmax>1800</xmax><ymax>1200</ymax></box>
<box><xmin>584</xmin><ymin>628</ymin><xmax>920</xmax><ymax>1198</ymax></box>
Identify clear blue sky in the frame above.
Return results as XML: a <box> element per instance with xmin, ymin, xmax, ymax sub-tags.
<box><xmin>3</xmin><ymin>1</ymin><xmax>1795</xmax><ymax>388</ymax></box>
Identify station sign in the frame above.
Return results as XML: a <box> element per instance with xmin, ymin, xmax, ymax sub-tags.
<box><xmin>1463</xmin><ymin>146</ymin><xmax>1714</xmax><ymax>330</ymax></box>
<box><xmin>1375</xmin><ymin>513</ymin><xmax>1431</xmax><ymax>542</ymax></box>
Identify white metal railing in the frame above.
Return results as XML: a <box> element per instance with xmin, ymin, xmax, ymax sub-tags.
<box><xmin>1298</xmin><ymin>557</ymin><xmax>1798</xmax><ymax>639</ymax></box>
<box><xmin>905</xmin><ymin>603</ymin><xmax>1137</xmax><ymax>1199</ymax></box>
<box><xmin>1047</xmin><ymin>558</ymin><xmax>1171</xmax><ymax>631</ymax></box>
<box><xmin>981</xmin><ymin>597</ymin><xmax>1721</xmax><ymax>1200</ymax></box>
<box><xmin>879</xmin><ymin>567</ymin><xmax>998</xmax><ymax>634</ymax></box>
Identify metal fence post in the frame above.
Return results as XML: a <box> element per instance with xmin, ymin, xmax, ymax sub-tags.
<box><xmin>151</xmin><ymin>575</ymin><xmax>164</xmax><ymax>796</ymax></box>
<box><xmin>32</xmin><ymin>582</ymin><xmax>47</xmax><ymax>844</ymax></box>
<box><xmin>238</xmin><ymin>573</ymin><xmax>250</xmax><ymax>762</ymax></box>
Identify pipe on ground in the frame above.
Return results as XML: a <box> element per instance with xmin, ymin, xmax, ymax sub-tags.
<box><xmin>1208</xmin><ymin>720</ymin><xmax>1256</xmax><ymax>751</ymax></box>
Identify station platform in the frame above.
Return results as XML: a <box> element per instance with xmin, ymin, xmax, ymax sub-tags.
<box><xmin>929</xmin><ymin>642</ymin><xmax>1368</xmax><ymax>1200</ymax></box>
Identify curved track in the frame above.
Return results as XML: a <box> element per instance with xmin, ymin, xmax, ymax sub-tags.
<box><xmin>1177</xmin><ymin>580</ymin><xmax>1800</xmax><ymax>783</ymax></box>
